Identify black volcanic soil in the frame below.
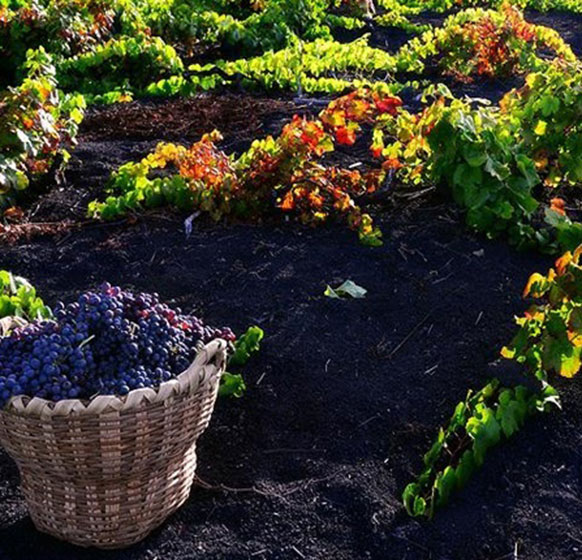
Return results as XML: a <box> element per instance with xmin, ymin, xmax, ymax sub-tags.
<box><xmin>1</xmin><ymin>8</ymin><xmax>582</xmax><ymax>560</ymax></box>
<box><xmin>2</xmin><ymin>199</ymin><xmax>582</xmax><ymax>560</ymax></box>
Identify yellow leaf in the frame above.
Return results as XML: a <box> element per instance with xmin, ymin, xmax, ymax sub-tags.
<box><xmin>558</xmin><ymin>348</ymin><xmax>581</xmax><ymax>378</ymax></box>
<box><xmin>534</xmin><ymin>120</ymin><xmax>547</xmax><ymax>136</ymax></box>
<box><xmin>500</xmin><ymin>346</ymin><xmax>515</xmax><ymax>359</ymax></box>
<box><xmin>523</xmin><ymin>272</ymin><xmax>546</xmax><ymax>297</ymax></box>
<box><xmin>568</xmin><ymin>330</ymin><xmax>582</xmax><ymax>348</ymax></box>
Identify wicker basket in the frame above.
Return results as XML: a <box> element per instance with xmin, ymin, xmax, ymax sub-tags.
<box><xmin>0</xmin><ymin>339</ymin><xmax>227</xmax><ymax>549</ymax></box>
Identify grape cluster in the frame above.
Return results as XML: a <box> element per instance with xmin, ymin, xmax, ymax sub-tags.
<box><xmin>0</xmin><ymin>283</ymin><xmax>235</xmax><ymax>408</ymax></box>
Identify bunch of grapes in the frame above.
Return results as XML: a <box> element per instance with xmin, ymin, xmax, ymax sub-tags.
<box><xmin>0</xmin><ymin>283</ymin><xmax>235</xmax><ymax>408</ymax></box>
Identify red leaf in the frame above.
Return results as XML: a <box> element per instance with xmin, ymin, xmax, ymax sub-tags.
<box><xmin>374</xmin><ymin>97</ymin><xmax>403</xmax><ymax>116</ymax></box>
<box><xmin>336</xmin><ymin>127</ymin><xmax>356</xmax><ymax>146</ymax></box>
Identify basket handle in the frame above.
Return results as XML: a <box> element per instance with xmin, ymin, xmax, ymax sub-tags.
<box><xmin>189</xmin><ymin>338</ymin><xmax>228</xmax><ymax>377</ymax></box>
<box><xmin>0</xmin><ymin>316</ymin><xmax>28</xmax><ymax>336</ymax></box>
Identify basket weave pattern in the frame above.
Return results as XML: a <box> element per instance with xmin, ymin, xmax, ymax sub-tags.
<box><xmin>0</xmin><ymin>339</ymin><xmax>227</xmax><ymax>549</ymax></box>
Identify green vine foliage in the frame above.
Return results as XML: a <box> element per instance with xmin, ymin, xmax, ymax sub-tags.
<box><xmin>0</xmin><ymin>270</ymin><xmax>52</xmax><ymax>321</ymax></box>
<box><xmin>403</xmin><ymin>246</ymin><xmax>582</xmax><ymax>520</ymax></box>
<box><xmin>428</xmin><ymin>100</ymin><xmax>541</xmax><ymax>244</ymax></box>
<box><xmin>402</xmin><ymin>379</ymin><xmax>558</xmax><ymax>519</ymax></box>
<box><xmin>56</xmin><ymin>34</ymin><xmax>184</xmax><ymax>95</ymax></box>
<box><xmin>392</xmin><ymin>4</ymin><xmax>576</xmax><ymax>77</ymax></box>
<box><xmin>502</xmin><ymin>64</ymin><xmax>582</xmax><ymax>187</ymax></box>
<box><xmin>502</xmin><ymin>246</ymin><xmax>582</xmax><ymax>380</ymax></box>
<box><xmin>0</xmin><ymin>0</ymin><xmax>137</xmax><ymax>87</ymax></box>
<box><xmin>229</xmin><ymin>326</ymin><xmax>264</xmax><ymax>368</ymax></box>
<box><xmin>374</xmin><ymin>0</ymin><xmax>582</xmax><ymax>39</ymax></box>
<box><xmin>381</xmin><ymin>0</ymin><xmax>582</xmax><ymax>13</ymax></box>
<box><xmin>181</xmin><ymin>4</ymin><xmax>575</xmax><ymax>96</ymax></box>
<box><xmin>219</xmin><ymin>325</ymin><xmax>265</xmax><ymax>398</ymax></box>
<box><xmin>211</xmin><ymin>35</ymin><xmax>399</xmax><ymax>93</ymax></box>
<box><xmin>430</xmin><ymin>62</ymin><xmax>582</xmax><ymax>252</ymax></box>
<box><xmin>135</xmin><ymin>0</ymin><xmax>335</xmax><ymax>56</ymax></box>
<box><xmin>367</xmin><ymin>58</ymin><xmax>582</xmax><ymax>253</ymax></box>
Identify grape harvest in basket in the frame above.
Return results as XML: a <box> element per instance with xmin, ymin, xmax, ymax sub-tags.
<box><xmin>0</xmin><ymin>283</ymin><xmax>235</xmax><ymax>406</ymax></box>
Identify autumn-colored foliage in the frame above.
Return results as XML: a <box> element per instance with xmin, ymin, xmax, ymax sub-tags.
<box><xmin>89</xmin><ymin>89</ymin><xmax>398</xmax><ymax>245</ymax></box>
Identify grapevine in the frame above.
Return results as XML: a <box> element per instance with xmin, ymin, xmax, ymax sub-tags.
<box><xmin>403</xmin><ymin>379</ymin><xmax>558</xmax><ymax>518</ymax></box>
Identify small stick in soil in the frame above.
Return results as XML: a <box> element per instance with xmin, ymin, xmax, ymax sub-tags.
<box><xmin>56</xmin><ymin>232</ymin><xmax>73</xmax><ymax>246</ymax></box>
<box><xmin>567</xmin><ymin>533</ymin><xmax>582</xmax><ymax>547</ymax></box>
<box><xmin>388</xmin><ymin>311</ymin><xmax>434</xmax><ymax>359</ymax></box>
<box><xmin>356</xmin><ymin>414</ymin><xmax>381</xmax><ymax>430</ymax></box>
<box><xmin>424</xmin><ymin>364</ymin><xmax>439</xmax><ymax>376</ymax></box>
<box><xmin>432</xmin><ymin>271</ymin><xmax>454</xmax><ymax>285</ymax></box>
<box><xmin>291</xmin><ymin>546</ymin><xmax>306</xmax><ymax>559</ymax></box>
<box><xmin>196</xmin><ymin>471</ymin><xmax>343</xmax><ymax>501</ymax></box>
<box><xmin>393</xmin><ymin>186</ymin><xmax>435</xmax><ymax>201</ymax></box>
<box><xmin>491</xmin><ymin>541</ymin><xmax>520</xmax><ymax>560</ymax></box>
<box><xmin>194</xmin><ymin>475</ymin><xmax>269</xmax><ymax>497</ymax></box>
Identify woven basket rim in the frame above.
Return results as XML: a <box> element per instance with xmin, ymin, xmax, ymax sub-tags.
<box><xmin>1</xmin><ymin>338</ymin><xmax>227</xmax><ymax>419</ymax></box>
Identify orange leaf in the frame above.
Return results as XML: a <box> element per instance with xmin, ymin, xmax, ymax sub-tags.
<box><xmin>3</xmin><ymin>207</ymin><xmax>24</xmax><ymax>221</ymax></box>
<box><xmin>335</xmin><ymin>127</ymin><xmax>356</xmax><ymax>146</ymax></box>
<box><xmin>550</xmin><ymin>197</ymin><xmax>566</xmax><ymax>216</ymax></box>
<box><xmin>382</xmin><ymin>158</ymin><xmax>403</xmax><ymax>171</ymax></box>
<box><xmin>555</xmin><ymin>251</ymin><xmax>573</xmax><ymax>275</ymax></box>
<box><xmin>279</xmin><ymin>192</ymin><xmax>295</xmax><ymax>211</ymax></box>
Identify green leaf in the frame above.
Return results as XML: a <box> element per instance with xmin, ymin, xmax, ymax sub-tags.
<box><xmin>545</xmin><ymin>207</ymin><xmax>569</xmax><ymax>228</ymax></box>
<box><xmin>435</xmin><ymin>466</ymin><xmax>457</xmax><ymax>508</ymax></box>
<box><xmin>229</xmin><ymin>326</ymin><xmax>264</xmax><ymax>367</ymax></box>
<box><xmin>462</xmin><ymin>144</ymin><xmax>488</xmax><ymax>167</ymax></box>
<box><xmin>515</xmin><ymin>155</ymin><xmax>539</xmax><ymax>189</ymax></box>
<box><xmin>218</xmin><ymin>372</ymin><xmax>246</xmax><ymax>398</ymax></box>
<box><xmin>402</xmin><ymin>483</ymin><xmax>420</xmax><ymax>515</ymax></box>
<box><xmin>484</xmin><ymin>156</ymin><xmax>509</xmax><ymax>181</ymax></box>
<box><xmin>413</xmin><ymin>495</ymin><xmax>426</xmax><ymax>516</ymax></box>
<box><xmin>542</xmin><ymin>335</ymin><xmax>582</xmax><ymax>378</ymax></box>
<box><xmin>540</xmin><ymin>96</ymin><xmax>560</xmax><ymax>117</ymax></box>
<box><xmin>466</xmin><ymin>404</ymin><xmax>501</xmax><ymax>466</ymax></box>
<box><xmin>424</xmin><ymin>428</ymin><xmax>445</xmax><ymax>466</ymax></box>
<box><xmin>538</xmin><ymin>382</ymin><xmax>561</xmax><ymax>411</ymax></box>
<box><xmin>496</xmin><ymin>389</ymin><xmax>528</xmax><ymax>438</ymax></box>
<box><xmin>453</xmin><ymin>163</ymin><xmax>482</xmax><ymax>189</ymax></box>
<box><xmin>324</xmin><ymin>280</ymin><xmax>367</xmax><ymax>299</ymax></box>
<box><xmin>455</xmin><ymin>450</ymin><xmax>476</xmax><ymax>489</ymax></box>
<box><xmin>556</xmin><ymin>222</ymin><xmax>582</xmax><ymax>252</ymax></box>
